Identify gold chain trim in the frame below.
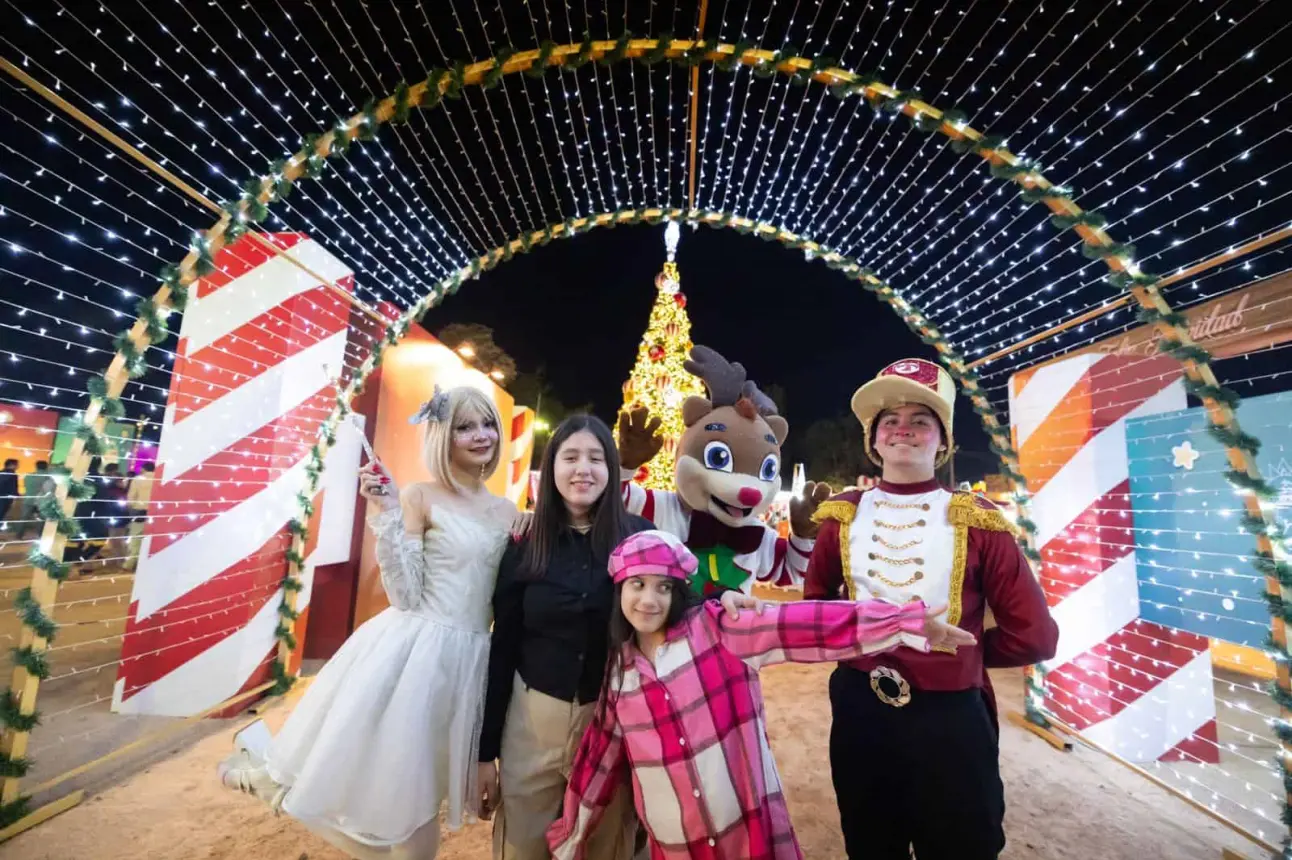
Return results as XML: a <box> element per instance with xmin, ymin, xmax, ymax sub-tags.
<box><xmin>934</xmin><ymin>493</ymin><xmax>1017</xmax><ymax>652</ymax></box>
<box><xmin>932</xmin><ymin>523</ymin><xmax>969</xmax><ymax>655</ymax></box>
<box><xmin>934</xmin><ymin>494</ymin><xmax>985</xmax><ymax>654</ymax></box>
<box><xmin>867</xmin><ymin>569</ymin><xmax>925</xmax><ymax>588</ymax></box>
<box><xmin>840</xmin><ymin>514</ymin><xmax>855</xmax><ymax>601</ymax></box>
<box><xmin>875</xmin><ymin>500</ymin><xmax>931</xmax><ymax>511</ymax></box>
<box><xmin>874</xmin><ymin>518</ymin><xmax>927</xmax><ymax>531</ymax></box>
<box><xmin>873</xmin><ymin>535</ymin><xmax>922</xmax><ymax>551</ymax></box>
<box><xmin>867</xmin><ymin>553</ymin><xmax>924</xmax><ymax>566</ymax></box>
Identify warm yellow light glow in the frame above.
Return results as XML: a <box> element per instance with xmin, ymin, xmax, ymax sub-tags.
<box><xmin>618</xmin><ymin>238</ymin><xmax>705</xmax><ymax>491</ymax></box>
<box><xmin>457</xmin><ymin>344</ymin><xmax>475</xmax><ymax>358</ymax></box>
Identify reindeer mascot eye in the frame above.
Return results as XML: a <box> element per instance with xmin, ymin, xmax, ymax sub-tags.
<box><xmin>759</xmin><ymin>453</ymin><xmax>780</xmax><ymax>482</ymax></box>
<box><xmin>616</xmin><ymin>344</ymin><xmax>830</xmax><ymax>596</ymax></box>
<box><xmin>704</xmin><ymin>441</ymin><xmax>734</xmax><ymax>472</ymax></box>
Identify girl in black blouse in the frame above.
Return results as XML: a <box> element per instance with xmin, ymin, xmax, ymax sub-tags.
<box><xmin>479</xmin><ymin>415</ymin><xmax>753</xmax><ymax>860</ymax></box>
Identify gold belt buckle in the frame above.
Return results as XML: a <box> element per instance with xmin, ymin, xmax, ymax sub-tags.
<box><xmin>869</xmin><ymin>667</ymin><xmax>912</xmax><ymax>708</ymax></box>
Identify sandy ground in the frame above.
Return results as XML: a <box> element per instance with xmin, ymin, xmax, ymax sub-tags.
<box><xmin>3</xmin><ymin>666</ymin><xmax>1269</xmax><ymax>860</ymax></box>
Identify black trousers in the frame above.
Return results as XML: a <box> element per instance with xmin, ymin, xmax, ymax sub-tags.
<box><xmin>828</xmin><ymin>665</ymin><xmax>1006</xmax><ymax>860</ymax></box>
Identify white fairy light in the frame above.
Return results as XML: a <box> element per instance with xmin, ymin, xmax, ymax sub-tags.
<box><xmin>2</xmin><ymin>4</ymin><xmax>1289</xmax><ymax>843</ymax></box>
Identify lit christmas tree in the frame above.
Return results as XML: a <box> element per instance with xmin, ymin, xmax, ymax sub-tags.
<box><xmin>619</xmin><ymin>222</ymin><xmax>707</xmax><ymax>490</ymax></box>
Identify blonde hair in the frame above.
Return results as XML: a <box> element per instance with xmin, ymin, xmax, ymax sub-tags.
<box><xmin>420</xmin><ymin>385</ymin><xmax>503</xmax><ymax>492</ymax></box>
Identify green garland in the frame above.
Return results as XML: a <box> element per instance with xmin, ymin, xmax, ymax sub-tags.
<box><xmin>0</xmin><ymin>69</ymin><xmax>310</xmax><ymax>806</ymax></box>
<box><xmin>11</xmin><ymin>38</ymin><xmax>1285</xmax><ymax>830</ymax></box>
<box><xmin>0</xmin><ymin>794</ymin><xmax>30</xmax><ymax>829</ymax></box>
<box><xmin>0</xmin><ymin>691</ymin><xmax>38</xmax><ymax>734</ymax></box>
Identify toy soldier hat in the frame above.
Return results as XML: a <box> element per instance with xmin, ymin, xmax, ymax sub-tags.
<box><xmin>850</xmin><ymin>359</ymin><xmax>956</xmax><ymax>467</ymax></box>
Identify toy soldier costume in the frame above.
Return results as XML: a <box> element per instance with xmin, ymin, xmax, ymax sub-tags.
<box><xmin>804</xmin><ymin>359</ymin><xmax>1059</xmax><ymax>859</ymax></box>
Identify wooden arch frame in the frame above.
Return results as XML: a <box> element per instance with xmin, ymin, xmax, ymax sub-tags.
<box><xmin>1</xmin><ymin>39</ymin><xmax>1285</xmax><ymax>846</ymax></box>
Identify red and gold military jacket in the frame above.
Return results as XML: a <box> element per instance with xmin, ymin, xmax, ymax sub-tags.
<box><xmin>804</xmin><ymin>479</ymin><xmax>1059</xmax><ymax>721</ymax></box>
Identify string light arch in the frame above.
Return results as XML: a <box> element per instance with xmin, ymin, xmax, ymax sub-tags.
<box><xmin>0</xmin><ymin>6</ymin><xmax>1288</xmax><ymax>851</ymax></box>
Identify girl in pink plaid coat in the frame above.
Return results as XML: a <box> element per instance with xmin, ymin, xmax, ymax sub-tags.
<box><xmin>547</xmin><ymin>530</ymin><xmax>976</xmax><ymax>860</ymax></box>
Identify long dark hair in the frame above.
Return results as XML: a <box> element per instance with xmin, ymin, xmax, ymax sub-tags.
<box><xmin>520</xmin><ymin>414</ymin><xmax>632</xmax><ymax>579</ymax></box>
<box><xmin>592</xmin><ymin>578</ymin><xmax>703</xmax><ymax>730</ymax></box>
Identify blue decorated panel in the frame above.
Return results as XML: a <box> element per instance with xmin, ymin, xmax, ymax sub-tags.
<box><xmin>1125</xmin><ymin>391</ymin><xmax>1292</xmax><ymax>648</ymax></box>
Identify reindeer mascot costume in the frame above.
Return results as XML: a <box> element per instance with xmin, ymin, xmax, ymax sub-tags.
<box><xmin>616</xmin><ymin>345</ymin><xmax>830</xmax><ymax>595</ymax></box>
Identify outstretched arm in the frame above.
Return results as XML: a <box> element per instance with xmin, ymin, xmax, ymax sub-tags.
<box><xmin>546</xmin><ymin>704</ymin><xmax>630</xmax><ymax>860</ymax></box>
<box><xmin>707</xmin><ymin>599</ymin><xmax>934</xmax><ymax>671</ymax></box>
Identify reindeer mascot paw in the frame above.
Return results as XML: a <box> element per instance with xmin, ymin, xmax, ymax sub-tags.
<box><xmin>617</xmin><ymin>345</ymin><xmax>826</xmax><ymax>595</ymax></box>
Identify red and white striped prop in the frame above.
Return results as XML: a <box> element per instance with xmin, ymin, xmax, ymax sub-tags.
<box><xmin>112</xmin><ymin>233</ymin><xmax>363</xmax><ymax>717</ymax></box>
<box><xmin>1009</xmin><ymin>352</ymin><xmax>1219</xmax><ymax>764</ymax></box>
<box><xmin>505</xmin><ymin>408</ymin><xmax>535</xmax><ymax>509</ymax></box>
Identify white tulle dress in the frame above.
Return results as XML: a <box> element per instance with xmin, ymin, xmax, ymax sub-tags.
<box><xmin>262</xmin><ymin>503</ymin><xmax>509</xmax><ymax>853</ymax></box>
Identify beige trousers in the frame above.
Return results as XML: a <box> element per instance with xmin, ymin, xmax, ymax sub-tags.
<box><xmin>494</xmin><ymin>673</ymin><xmax>636</xmax><ymax>860</ymax></box>
<box><xmin>123</xmin><ymin>520</ymin><xmax>146</xmax><ymax>571</ymax></box>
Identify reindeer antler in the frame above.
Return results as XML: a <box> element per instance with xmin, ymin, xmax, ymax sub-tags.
<box><xmin>683</xmin><ymin>345</ymin><xmax>747</xmax><ymax>406</ymax></box>
<box><xmin>741</xmin><ymin>380</ymin><xmax>779</xmax><ymax>417</ymax></box>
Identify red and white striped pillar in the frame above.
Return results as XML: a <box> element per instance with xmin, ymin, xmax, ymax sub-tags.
<box><xmin>1009</xmin><ymin>352</ymin><xmax>1219</xmax><ymax>764</ymax></box>
<box><xmin>112</xmin><ymin>233</ymin><xmax>360</xmax><ymax>717</ymax></box>
<box><xmin>506</xmin><ymin>408</ymin><xmax>535</xmax><ymax>509</ymax></box>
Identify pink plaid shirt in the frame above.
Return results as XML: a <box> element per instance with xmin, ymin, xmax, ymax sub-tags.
<box><xmin>547</xmin><ymin>598</ymin><xmax>929</xmax><ymax>860</ymax></box>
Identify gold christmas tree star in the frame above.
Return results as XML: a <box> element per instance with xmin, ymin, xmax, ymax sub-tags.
<box><xmin>618</xmin><ymin>223</ymin><xmax>706</xmax><ymax>490</ymax></box>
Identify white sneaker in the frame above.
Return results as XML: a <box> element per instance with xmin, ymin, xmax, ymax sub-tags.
<box><xmin>231</xmin><ymin>718</ymin><xmax>272</xmax><ymax>761</ymax></box>
<box><xmin>217</xmin><ymin>749</ymin><xmax>254</xmax><ymax>791</ymax></box>
<box><xmin>217</xmin><ymin>750</ymin><xmax>287</xmax><ymax>814</ymax></box>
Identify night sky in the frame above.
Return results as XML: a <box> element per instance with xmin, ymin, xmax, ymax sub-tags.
<box><xmin>1</xmin><ymin>1</ymin><xmax>1287</xmax><ymax>489</ymax></box>
<box><xmin>4</xmin><ymin>5</ymin><xmax>1291</xmax><ymax>840</ymax></box>
<box><xmin>420</xmin><ymin>220</ymin><xmax>981</xmax><ymax>461</ymax></box>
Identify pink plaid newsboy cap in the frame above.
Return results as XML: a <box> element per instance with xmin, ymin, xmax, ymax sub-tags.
<box><xmin>608</xmin><ymin>530</ymin><xmax>699</xmax><ymax>584</ymax></box>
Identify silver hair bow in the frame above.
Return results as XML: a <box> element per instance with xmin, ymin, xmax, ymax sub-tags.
<box><xmin>409</xmin><ymin>385</ymin><xmax>451</xmax><ymax>425</ymax></box>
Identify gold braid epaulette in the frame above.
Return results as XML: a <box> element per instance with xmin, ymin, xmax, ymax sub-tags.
<box><xmin>812</xmin><ymin>499</ymin><xmax>858</xmax><ymax>525</ymax></box>
<box><xmin>947</xmin><ymin>492</ymin><xmax>1017</xmax><ymax>535</ymax></box>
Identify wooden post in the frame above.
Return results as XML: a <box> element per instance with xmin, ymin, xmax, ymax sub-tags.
<box><xmin>968</xmin><ymin>224</ymin><xmax>1292</xmax><ymax>370</ymax></box>
<box><xmin>1006</xmin><ymin>711</ymin><xmax>1072</xmax><ymax>752</ymax></box>
<box><xmin>1221</xmin><ymin>848</ymin><xmax>1266</xmax><ymax>860</ymax></box>
<box><xmin>0</xmin><ymin>677</ymin><xmax>281</xmax><ymax>843</ymax></box>
<box><xmin>0</xmin><ymin>347</ymin><xmax>128</xmax><ymax>806</ymax></box>
<box><xmin>278</xmin><ymin>531</ymin><xmax>309</xmax><ymax>671</ymax></box>
<box><xmin>0</xmin><ymin>791</ymin><xmax>83</xmax><ymax>842</ymax></box>
<box><xmin>0</xmin><ymin>517</ymin><xmax>66</xmax><ymax>805</ymax></box>
<box><xmin>686</xmin><ymin>0</ymin><xmax>709</xmax><ymax>211</ymax></box>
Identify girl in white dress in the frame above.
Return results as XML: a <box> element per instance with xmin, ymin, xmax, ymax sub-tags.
<box><xmin>217</xmin><ymin>385</ymin><xmax>520</xmax><ymax>859</ymax></box>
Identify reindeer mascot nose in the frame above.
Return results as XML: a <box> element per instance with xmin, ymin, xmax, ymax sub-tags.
<box><xmin>617</xmin><ymin>345</ymin><xmax>831</xmax><ymax>596</ymax></box>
